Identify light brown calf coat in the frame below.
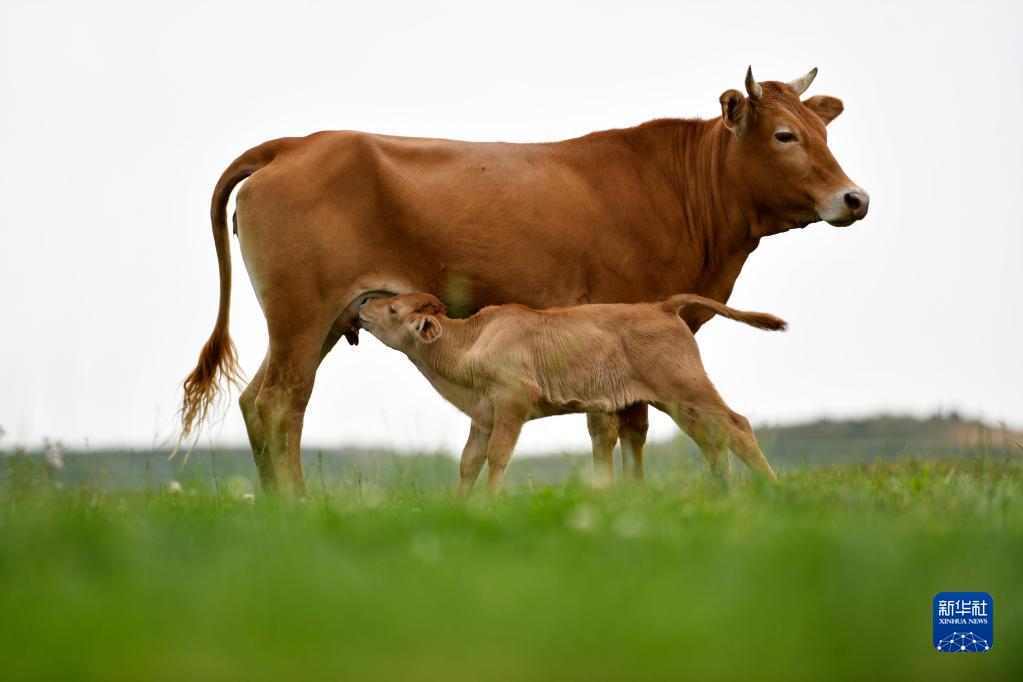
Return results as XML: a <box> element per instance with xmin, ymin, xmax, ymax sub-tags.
<box><xmin>359</xmin><ymin>293</ymin><xmax>786</xmax><ymax>495</ymax></box>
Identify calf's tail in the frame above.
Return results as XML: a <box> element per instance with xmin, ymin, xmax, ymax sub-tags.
<box><xmin>663</xmin><ymin>294</ymin><xmax>787</xmax><ymax>331</ymax></box>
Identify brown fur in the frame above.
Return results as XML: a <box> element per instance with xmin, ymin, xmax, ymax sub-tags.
<box><xmin>360</xmin><ymin>293</ymin><xmax>786</xmax><ymax>495</ymax></box>
<box><xmin>180</xmin><ymin>69</ymin><xmax>867</xmax><ymax>494</ymax></box>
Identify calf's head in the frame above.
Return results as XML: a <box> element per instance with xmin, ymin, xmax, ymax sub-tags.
<box><xmin>719</xmin><ymin>67</ymin><xmax>869</xmax><ymax>231</ymax></box>
<box><xmin>358</xmin><ymin>293</ymin><xmax>446</xmax><ymax>351</ymax></box>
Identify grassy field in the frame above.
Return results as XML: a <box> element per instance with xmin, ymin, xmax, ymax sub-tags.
<box><xmin>2</xmin><ymin>442</ymin><xmax>1021</xmax><ymax>681</ymax></box>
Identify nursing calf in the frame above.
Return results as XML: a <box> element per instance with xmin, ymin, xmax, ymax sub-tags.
<box><xmin>359</xmin><ymin>292</ymin><xmax>785</xmax><ymax>495</ymax></box>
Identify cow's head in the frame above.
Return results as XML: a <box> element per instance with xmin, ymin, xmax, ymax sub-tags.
<box><xmin>719</xmin><ymin>67</ymin><xmax>869</xmax><ymax>233</ymax></box>
<box><xmin>358</xmin><ymin>293</ymin><xmax>446</xmax><ymax>352</ymax></box>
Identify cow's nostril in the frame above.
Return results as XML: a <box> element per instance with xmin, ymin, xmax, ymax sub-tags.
<box><xmin>843</xmin><ymin>190</ymin><xmax>869</xmax><ymax>219</ymax></box>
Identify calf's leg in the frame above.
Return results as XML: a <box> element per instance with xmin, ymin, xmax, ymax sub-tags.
<box><xmin>458</xmin><ymin>423</ymin><xmax>491</xmax><ymax>498</ymax></box>
<box><xmin>485</xmin><ymin>403</ymin><xmax>529</xmax><ymax>496</ymax></box>
<box><xmin>722</xmin><ymin>411</ymin><xmax>779</xmax><ymax>482</ymax></box>
<box><xmin>658</xmin><ymin>403</ymin><xmax>732</xmax><ymax>479</ymax></box>
<box><xmin>618</xmin><ymin>403</ymin><xmax>649</xmax><ymax>481</ymax></box>
<box><xmin>650</xmin><ymin>355</ymin><xmax>782</xmax><ymax>481</ymax></box>
<box><xmin>586</xmin><ymin>412</ymin><xmax>618</xmax><ymax>488</ymax></box>
<box><xmin>658</xmin><ymin>396</ymin><xmax>778</xmax><ymax>482</ymax></box>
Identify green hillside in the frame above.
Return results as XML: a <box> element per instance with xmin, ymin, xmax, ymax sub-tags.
<box><xmin>5</xmin><ymin>414</ymin><xmax>1020</xmax><ymax>494</ymax></box>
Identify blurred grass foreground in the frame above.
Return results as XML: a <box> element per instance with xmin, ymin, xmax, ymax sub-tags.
<box><xmin>1</xmin><ymin>415</ymin><xmax>1021</xmax><ymax>681</ymax></box>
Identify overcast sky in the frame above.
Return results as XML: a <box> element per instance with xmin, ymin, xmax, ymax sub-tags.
<box><xmin>1</xmin><ymin>0</ymin><xmax>1021</xmax><ymax>454</ymax></box>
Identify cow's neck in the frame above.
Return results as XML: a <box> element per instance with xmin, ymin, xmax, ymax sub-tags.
<box><xmin>643</xmin><ymin>119</ymin><xmax>763</xmax><ymax>326</ymax></box>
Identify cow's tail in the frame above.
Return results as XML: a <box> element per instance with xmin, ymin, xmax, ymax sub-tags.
<box><xmin>663</xmin><ymin>294</ymin><xmax>787</xmax><ymax>331</ymax></box>
<box><xmin>179</xmin><ymin>139</ymin><xmax>291</xmax><ymax>441</ymax></box>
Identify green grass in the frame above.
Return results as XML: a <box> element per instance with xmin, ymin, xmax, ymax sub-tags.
<box><xmin>1</xmin><ymin>455</ymin><xmax>1021</xmax><ymax>681</ymax></box>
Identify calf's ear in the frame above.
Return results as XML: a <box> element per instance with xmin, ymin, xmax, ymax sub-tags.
<box><xmin>803</xmin><ymin>95</ymin><xmax>844</xmax><ymax>125</ymax></box>
<box><xmin>719</xmin><ymin>89</ymin><xmax>750</xmax><ymax>137</ymax></box>
<box><xmin>412</xmin><ymin>315</ymin><xmax>443</xmax><ymax>344</ymax></box>
<box><xmin>415</xmin><ymin>296</ymin><xmax>447</xmax><ymax>317</ymax></box>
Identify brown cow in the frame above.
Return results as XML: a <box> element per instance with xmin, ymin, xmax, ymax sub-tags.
<box><xmin>358</xmin><ymin>292</ymin><xmax>786</xmax><ymax>495</ymax></box>
<box><xmin>180</xmin><ymin>67</ymin><xmax>868</xmax><ymax>495</ymax></box>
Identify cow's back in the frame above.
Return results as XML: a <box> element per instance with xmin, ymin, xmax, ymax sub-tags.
<box><xmin>234</xmin><ymin>128</ymin><xmax>697</xmax><ymax>320</ymax></box>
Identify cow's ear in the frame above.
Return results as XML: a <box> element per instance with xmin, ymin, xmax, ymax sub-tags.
<box><xmin>803</xmin><ymin>95</ymin><xmax>844</xmax><ymax>125</ymax></box>
<box><xmin>720</xmin><ymin>89</ymin><xmax>750</xmax><ymax>137</ymax></box>
<box><xmin>411</xmin><ymin>315</ymin><xmax>443</xmax><ymax>344</ymax></box>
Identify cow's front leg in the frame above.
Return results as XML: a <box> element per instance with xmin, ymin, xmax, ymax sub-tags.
<box><xmin>586</xmin><ymin>412</ymin><xmax>619</xmax><ymax>488</ymax></box>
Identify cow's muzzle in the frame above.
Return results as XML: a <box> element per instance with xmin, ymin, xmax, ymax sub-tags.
<box><xmin>818</xmin><ymin>187</ymin><xmax>870</xmax><ymax>226</ymax></box>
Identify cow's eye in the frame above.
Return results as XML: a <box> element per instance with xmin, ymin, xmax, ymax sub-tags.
<box><xmin>774</xmin><ymin>131</ymin><xmax>797</xmax><ymax>143</ymax></box>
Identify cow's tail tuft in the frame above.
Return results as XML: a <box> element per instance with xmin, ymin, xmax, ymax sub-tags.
<box><xmin>663</xmin><ymin>293</ymin><xmax>787</xmax><ymax>331</ymax></box>
<box><xmin>179</xmin><ymin>139</ymin><xmax>291</xmax><ymax>442</ymax></box>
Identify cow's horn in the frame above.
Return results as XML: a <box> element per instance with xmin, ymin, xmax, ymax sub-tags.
<box><xmin>788</xmin><ymin>67</ymin><xmax>818</xmax><ymax>96</ymax></box>
<box><xmin>745</xmin><ymin>66</ymin><xmax>762</xmax><ymax>100</ymax></box>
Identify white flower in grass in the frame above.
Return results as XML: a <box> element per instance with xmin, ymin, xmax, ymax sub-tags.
<box><xmin>168</xmin><ymin>480</ymin><xmax>183</xmax><ymax>495</ymax></box>
<box><xmin>44</xmin><ymin>438</ymin><xmax>64</xmax><ymax>471</ymax></box>
<box><xmin>226</xmin><ymin>475</ymin><xmax>254</xmax><ymax>501</ymax></box>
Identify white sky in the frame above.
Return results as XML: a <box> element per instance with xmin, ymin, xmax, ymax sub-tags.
<box><xmin>1</xmin><ymin>0</ymin><xmax>1021</xmax><ymax>454</ymax></box>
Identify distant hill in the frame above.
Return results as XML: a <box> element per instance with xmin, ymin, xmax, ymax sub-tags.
<box><xmin>3</xmin><ymin>414</ymin><xmax>1020</xmax><ymax>492</ymax></box>
<box><xmin>734</xmin><ymin>414</ymin><xmax>1022</xmax><ymax>467</ymax></box>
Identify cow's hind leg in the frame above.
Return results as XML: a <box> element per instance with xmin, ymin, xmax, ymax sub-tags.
<box><xmin>241</xmin><ymin>325</ymin><xmax>347</xmax><ymax>495</ymax></box>
<box><xmin>587</xmin><ymin>412</ymin><xmax>618</xmax><ymax>488</ymax></box>
<box><xmin>618</xmin><ymin>403</ymin><xmax>648</xmax><ymax>481</ymax></box>
<box><xmin>253</xmin><ymin>326</ymin><xmax>329</xmax><ymax>497</ymax></box>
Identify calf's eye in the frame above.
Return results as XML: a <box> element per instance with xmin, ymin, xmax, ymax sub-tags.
<box><xmin>774</xmin><ymin>131</ymin><xmax>797</xmax><ymax>143</ymax></box>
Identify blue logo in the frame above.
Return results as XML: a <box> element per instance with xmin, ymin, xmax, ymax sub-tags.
<box><xmin>933</xmin><ymin>592</ymin><xmax>993</xmax><ymax>652</ymax></box>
